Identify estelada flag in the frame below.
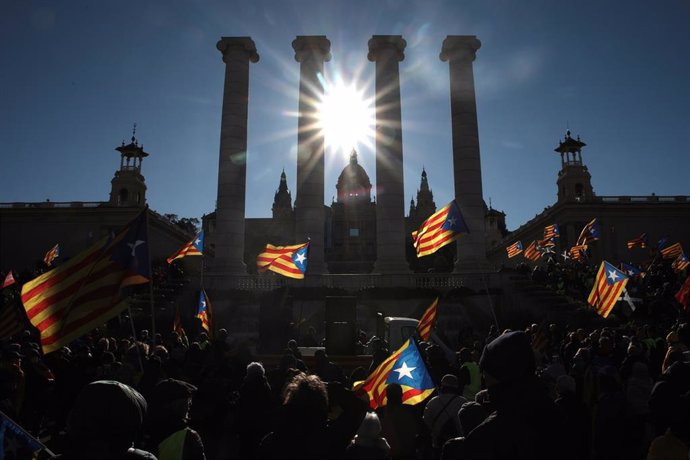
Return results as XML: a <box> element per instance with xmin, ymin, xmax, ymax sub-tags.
<box><xmin>412</xmin><ymin>201</ymin><xmax>469</xmax><ymax>257</ymax></box>
<box><xmin>166</xmin><ymin>231</ymin><xmax>204</xmax><ymax>264</ymax></box>
<box><xmin>197</xmin><ymin>289</ymin><xmax>213</xmax><ymax>337</ymax></box>
<box><xmin>256</xmin><ymin>242</ymin><xmax>309</xmax><ymax>279</ymax></box>
<box><xmin>671</xmin><ymin>253</ymin><xmax>690</xmax><ymax>273</ymax></box>
<box><xmin>523</xmin><ymin>241</ymin><xmax>543</xmax><ymax>261</ymax></box>
<box><xmin>543</xmin><ymin>224</ymin><xmax>560</xmax><ymax>240</ymax></box>
<box><xmin>21</xmin><ymin>211</ymin><xmax>150</xmax><ymax>353</ymax></box>
<box><xmin>43</xmin><ymin>244</ymin><xmax>60</xmax><ymax>267</ymax></box>
<box><xmin>675</xmin><ymin>276</ymin><xmax>690</xmax><ymax>311</ymax></box>
<box><xmin>587</xmin><ymin>261</ymin><xmax>629</xmax><ymax>318</ymax></box>
<box><xmin>2</xmin><ymin>271</ymin><xmax>16</xmax><ymax>289</ymax></box>
<box><xmin>353</xmin><ymin>338</ymin><xmax>434</xmax><ymax>410</ymax></box>
<box><xmin>627</xmin><ymin>233</ymin><xmax>648</xmax><ymax>249</ymax></box>
<box><xmin>660</xmin><ymin>242</ymin><xmax>683</xmax><ymax>260</ymax></box>
<box><xmin>576</xmin><ymin>219</ymin><xmax>599</xmax><ymax>246</ymax></box>
<box><xmin>506</xmin><ymin>241</ymin><xmax>523</xmax><ymax>258</ymax></box>
<box><xmin>417</xmin><ymin>298</ymin><xmax>438</xmax><ymax>342</ymax></box>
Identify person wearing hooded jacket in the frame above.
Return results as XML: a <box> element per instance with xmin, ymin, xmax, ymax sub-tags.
<box><xmin>442</xmin><ymin>331</ymin><xmax>572</xmax><ymax>460</ymax></box>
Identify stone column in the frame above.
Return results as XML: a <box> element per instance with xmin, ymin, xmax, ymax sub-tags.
<box><xmin>213</xmin><ymin>37</ymin><xmax>259</xmax><ymax>274</ymax></box>
<box><xmin>292</xmin><ymin>36</ymin><xmax>331</xmax><ymax>274</ymax></box>
<box><xmin>368</xmin><ymin>35</ymin><xmax>409</xmax><ymax>273</ymax></box>
<box><xmin>440</xmin><ymin>36</ymin><xmax>489</xmax><ymax>272</ymax></box>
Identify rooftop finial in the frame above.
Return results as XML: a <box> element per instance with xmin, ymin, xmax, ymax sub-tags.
<box><xmin>132</xmin><ymin>123</ymin><xmax>137</xmax><ymax>144</ymax></box>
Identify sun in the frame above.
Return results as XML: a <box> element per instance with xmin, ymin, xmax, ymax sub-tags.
<box><xmin>317</xmin><ymin>80</ymin><xmax>375</xmax><ymax>156</ymax></box>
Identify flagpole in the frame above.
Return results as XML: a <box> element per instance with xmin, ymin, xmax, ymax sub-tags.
<box><xmin>481</xmin><ymin>274</ymin><xmax>500</xmax><ymax>331</ymax></box>
<box><xmin>145</xmin><ymin>208</ymin><xmax>156</xmax><ymax>347</ymax></box>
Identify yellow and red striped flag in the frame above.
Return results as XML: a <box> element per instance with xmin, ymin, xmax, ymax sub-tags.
<box><xmin>576</xmin><ymin>218</ymin><xmax>599</xmax><ymax>246</ymax></box>
<box><xmin>543</xmin><ymin>224</ymin><xmax>560</xmax><ymax>241</ymax></box>
<box><xmin>353</xmin><ymin>338</ymin><xmax>434</xmax><ymax>409</ymax></box>
<box><xmin>661</xmin><ymin>242</ymin><xmax>683</xmax><ymax>260</ymax></box>
<box><xmin>166</xmin><ymin>231</ymin><xmax>204</xmax><ymax>264</ymax></box>
<box><xmin>523</xmin><ymin>241</ymin><xmax>543</xmax><ymax>261</ymax></box>
<box><xmin>676</xmin><ymin>276</ymin><xmax>690</xmax><ymax>311</ymax></box>
<box><xmin>43</xmin><ymin>244</ymin><xmax>60</xmax><ymax>267</ymax></box>
<box><xmin>506</xmin><ymin>241</ymin><xmax>523</xmax><ymax>258</ymax></box>
<box><xmin>587</xmin><ymin>261</ymin><xmax>629</xmax><ymax>318</ymax></box>
<box><xmin>672</xmin><ymin>253</ymin><xmax>690</xmax><ymax>273</ymax></box>
<box><xmin>21</xmin><ymin>211</ymin><xmax>150</xmax><ymax>353</ymax></box>
<box><xmin>569</xmin><ymin>244</ymin><xmax>588</xmax><ymax>262</ymax></box>
<box><xmin>257</xmin><ymin>242</ymin><xmax>309</xmax><ymax>279</ymax></box>
<box><xmin>626</xmin><ymin>233</ymin><xmax>648</xmax><ymax>249</ymax></box>
<box><xmin>417</xmin><ymin>298</ymin><xmax>438</xmax><ymax>341</ymax></box>
<box><xmin>412</xmin><ymin>201</ymin><xmax>469</xmax><ymax>257</ymax></box>
<box><xmin>173</xmin><ymin>304</ymin><xmax>186</xmax><ymax>338</ymax></box>
<box><xmin>197</xmin><ymin>289</ymin><xmax>213</xmax><ymax>337</ymax></box>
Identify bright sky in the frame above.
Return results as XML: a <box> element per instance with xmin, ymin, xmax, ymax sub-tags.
<box><xmin>1</xmin><ymin>1</ymin><xmax>689</xmax><ymax>231</ymax></box>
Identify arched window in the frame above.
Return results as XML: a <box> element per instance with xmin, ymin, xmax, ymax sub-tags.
<box><xmin>118</xmin><ymin>188</ymin><xmax>129</xmax><ymax>205</ymax></box>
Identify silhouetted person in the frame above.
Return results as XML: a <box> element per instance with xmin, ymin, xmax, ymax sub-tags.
<box><xmin>345</xmin><ymin>411</ymin><xmax>391</xmax><ymax>459</ymax></box>
<box><xmin>378</xmin><ymin>383</ymin><xmax>420</xmax><ymax>460</ymax></box>
<box><xmin>59</xmin><ymin>380</ymin><xmax>156</xmax><ymax>460</ymax></box>
<box><xmin>444</xmin><ymin>331</ymin><xmax>572</xmax><ymax>460</ymax></box>
<box><xmin>237</xmin><ymin>362</ymin><xmax>274</xmax><ymax>460</ymax></box>
<box><xmin>144</xmin><ymin>378</ymin><xmax>206</xmax><ymax>460</ymax></box>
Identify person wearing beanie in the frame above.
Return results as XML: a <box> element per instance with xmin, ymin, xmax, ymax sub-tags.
<box><xmin>423</xmin><ymin>374</ymin><xmax>467</xmax><ymax>456</ymax></box>
<box><xmin>441</xmin><ymin>331</ymin><xmax>571</xmax><ymax>460</ymax></box>
<box><xmin>237</xmin><ymin>362</ymin><xmax>275</xmax><ymax>460</ymax></box>
<box><xmin>143</xmin><ymin>378</ymin><xmax>206</xmax><ymax>460</ymax></box>
<box><xmin>59</xmin><ymin>380</ymin><xmax>156</xmax><ymax>459</ymax></box>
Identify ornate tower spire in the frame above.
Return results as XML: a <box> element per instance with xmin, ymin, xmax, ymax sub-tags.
<box><xmin>109</xmin><ymin>125</ymin><xmax>149</xmax><ymax>207</ymax></box>
<box><xmin>272</xmin><ymin>168</ymin><xmax>294</xmax><ymax>219</ymax></box>
<box><xmin>554</xmin><ymin>130</ymin><xmax>595</xmax><ymax>203</ymax></box>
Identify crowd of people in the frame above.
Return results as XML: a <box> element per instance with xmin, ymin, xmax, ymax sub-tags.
<box><xmin>1</xmin><ymin>260</ymin><xmax>689</xmax><ymax>460</ymax></box>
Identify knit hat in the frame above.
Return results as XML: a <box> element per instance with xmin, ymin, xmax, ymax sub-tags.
<box><xmin>356</xmin><ymin>411</ymin><xmax>382</xmax><ymax>438</ymax></box>
<box><xmin>440</xmin><ymin>374</ymin><xmax>460</xmax><ymax>389</ymax></box>
<box><xmin>479</xmin><ymin>331</ymin><xmax>535</xmax><ymax>384</ymax></box>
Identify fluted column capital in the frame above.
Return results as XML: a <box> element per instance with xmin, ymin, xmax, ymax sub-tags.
<box><xmin>292</xmin><ymin>36</ymin><xmax>332</xmax><ymax>63</ymax></box>
<box><xmin>217</xmin><ymin>37</ymin><xmax>260</xmax><ymax>64</ymax></box>
<box><xmin>368</xmin><ymin>35</ymin><xmax>406</xmax><ymax>62</ymax></box>
<box><xmin>440</xmin><ymin>35</ymin><xmax>481</xmax><ymax>62</ymax></box>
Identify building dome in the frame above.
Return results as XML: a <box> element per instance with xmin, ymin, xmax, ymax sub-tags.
<box><xmin>336</xmin><ymin>149</ymin><xmax>372</xmax><ymax>202</ymax></box>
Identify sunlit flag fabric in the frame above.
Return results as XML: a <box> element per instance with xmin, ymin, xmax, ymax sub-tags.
<box><xmin>523</xmin><ymin>241</ymin><xmax>543</xmax><ymax>261</ymax></box>
<box><xmin>166</xmin><ymin>231</ymin><xmax>204</xmax><ymax>264</ymax></box>
<box><xmin>576</xmin><ymin>219</ymin><xmax>599</xmax><ymax>246</ymax></box>
<box><xmin>660</xmin><ymin>242</ymin><xmax>683</xmax><ymax>260</ymax></box>
<box><xmin>417</xmin><ymin>298</ymin><xmax>438</xmax><ymax>341</ymax></box>
<box><xmin>354</xmin><ymin>338</ymin><xmax>434</xmax><ymax>410</ymax></box>
<box><xmin>543</xmin><ymin>224</ymin><xmax>560</xmax><ymax>241</ymax></box>
<box><xmin>256</xmin><ymin>242</ymin><xmax>309</xmax><ymax>279</ymax></box>
<box><xmin>21</xmin><ymin>211</ymin><xmax>150</xmax><ymax>354</ymax></box>
<box><xmin>570</xmin><ymin>245</ymin><xmax>588</xmax><ymax>262</ymax></box>
<box><xmin>412</xmin><ymin>201</ymin><xmax>469</xmax><ymax>257</ymax></box>
<box><xmin>197</xmin><ymin>289</ymin><xmax>213</xmax><ymax>336</ymax></box>
<box><xmin>506</xmin><ymin>241</ymin><xmax>523</xmax><ymax>258</ymax></box>
<box><xmin>627</xmin><ymin>233</ymin><xmax>648</xmax><ymax>249</ymax></box>
<box><xmin>587</xmin><ymin>261</ymin><xmax>629</xmax><ymax>318</ymax></box>
<box><xmin>672</xmin><ymin>253</ymin><xmax>690</xmax><ymax>273</ymax></box>
<box><xmin>43</xmin><ymin>244</ymin><xmax>60</xmax><ymax>267</ymax></box>
<box><xmin>2</xmin><ymin>271</ymin><xmax>16</xmax><ymax>289</ymax></box>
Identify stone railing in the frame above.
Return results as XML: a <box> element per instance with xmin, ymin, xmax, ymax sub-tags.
<box><xmin>205</xmin><ymin>272</ymin><xmax>502</xmax><ymax>291</ymax></box>
<box><xmin>597</xmin><ymin>195</ymin><xmax>688</xmax><ymax>203</ymax></box>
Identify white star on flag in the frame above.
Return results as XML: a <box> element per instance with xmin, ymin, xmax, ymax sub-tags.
<box><xmin>608</xmin><ymin>270</ymin><xmax>619</xmax><ymax>282</ymax></box>
<box><xmin>128</xmin><ymin>240</ymin><xmax>145</xmax><ymax>256</ymax></box>
<box><xmin>561</xmin><ymin>250</ymin><xmax>570</xmax><ymax>260</ymax></box>
<box><xmin>295</xmin><ymin>252</ymin><xmax>306</xmax><ymax>264</ymax></box>
<box><xmin>447</xmin><ymin>217</ymin><xmax>457</xmax><ymax>227</ymax></box>
<box><xmin>393</xmin><ymin>361</ymin><xmax>416</xmax><ymax>380</ymax></box>
<box><xmin>195</xmin><ymin>238</ymin><xmax>201</xmax><ymax>245</ymax></box>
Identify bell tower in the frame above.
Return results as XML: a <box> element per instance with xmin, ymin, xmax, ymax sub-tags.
<box><xmin>109</xmin><ymin>125</ymin><xmax>149</xmax><ymax>207</ymax></box>
<box><xmin>555</xmin><ymin>130</ymin><xmax>595</xmax><ymax>203</ymax></box>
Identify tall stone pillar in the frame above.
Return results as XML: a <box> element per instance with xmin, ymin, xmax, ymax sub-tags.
<box><xmin>440</xmin><ymin>36</ymin><xmax>489</xmax><ymax>272</ymax></box>
<box><xmin>214</xmin><ymin>37</ymin><xmax>259</xmax><ymax>274</ymax></box>
<box><xmin>292</xmin><ymin>36</ymin><xmax>331</xmax><ymax>274</ymax></box>
<box><xmin>368</xmin><ymin>35</ymin><xmax>409</xmax><ymax>273</ymax></box>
